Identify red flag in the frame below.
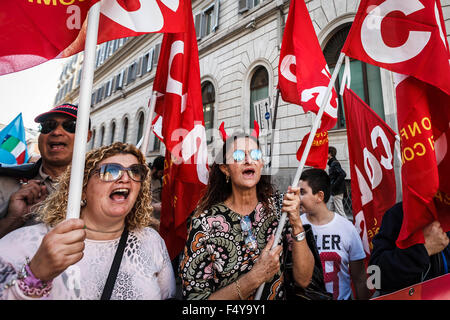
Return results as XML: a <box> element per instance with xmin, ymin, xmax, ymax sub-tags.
<box><xmin>0</xmin><ymin>0</ymin><xmax>186</xmax><ymax>75</ymax></box>
<box><xmin>342</xmin><ymin>0</ymin><xmax>450</xmax><ymax>248</ymax></box>
<box><xmin>343</xmin><ymin>88</ymin><xmax>398</xmax><ymax>256</ymax></box>
<box><xmin>372</xmin><ymin>273</ymin><xmax>450</xmax><ymax>300</ymax></box>
<box><xmin>296</xmin><ymin>131</ymin><xmax>329</xmax><ymax>169</ymax></box>
<box><xmin>152</xmin><ymin>0</ymin><xmax>208</xmax><ymax>260</ymax></box>
<box><xmin>277</xmin><ymin>0</ymin><xmax>338</xmax><ymax>167</ymax></box>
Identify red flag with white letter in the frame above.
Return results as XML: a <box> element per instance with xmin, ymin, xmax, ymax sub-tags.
<box><xmin>342</xmin><ymin>0</ymin><xmax>450</xmax><ymax>248</ymax></box>
<box><xmin>277</xmin><ymin>0</ymin><xmax>338</xmax><ymax>168</ymax></box>
<box><xmin>152</xmin><ymin>0</ymin><xmax>208</xmax><ymax>259</ymax></box>
<box><xmin>343</xmin><ymin>87</ymin><xmax>398</xmax><ymax>255</ymax></box>
<box><xmin>0</xmin><ymin>0</ymin><xmax>185</xmax><ymax>75</ymax></box>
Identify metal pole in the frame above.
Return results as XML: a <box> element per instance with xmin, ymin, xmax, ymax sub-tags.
<box><xmin>269</xmin><ymin>89</ymin><xmax>280</xmax><ymax>182</ymax></box>
<box><xmin>140</xmin><ymin>91</ymin><xmax>157</xmax><ymax>156</ymax></box>
<box><xmin>254</xmin><ymin>53</ymin><xmax>346</xmax><ymax>300</ymax></box>
<box><xmin>66</xmin><ymin>3</ymin><xmax>101</xmax><ymax>220</ymax></box>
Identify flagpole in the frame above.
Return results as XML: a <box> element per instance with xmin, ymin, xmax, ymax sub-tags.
<box><xmin>255</xmin><ymin>52</ymin><xmax>346</xmax><ymax>300</ymax></box>
<box><xmin>140</xmin><ymin>91</ymin><xmax>157</xmax><ymax>156</ymax></box>
<box><xmin>269</xmin><ymin>89</ymin><xmax>280</xmax><ymax>182</ymax></box>
<box><xmin>66</xmin><ymin>3</ymin><xmax>101</xmax><ymax>220</ymax></box>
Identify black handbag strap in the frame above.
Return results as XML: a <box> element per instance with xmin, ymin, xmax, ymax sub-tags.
<box><xmin>100</xmin><ymin>227</ymin><xmax>129</xmax><ymax>300</ymax></box>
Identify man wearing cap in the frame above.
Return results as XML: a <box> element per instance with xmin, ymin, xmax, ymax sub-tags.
<box><xmin>0</xmin><ymin>103</ymin><xmax>92</xmax><ymax>238</ymax></box>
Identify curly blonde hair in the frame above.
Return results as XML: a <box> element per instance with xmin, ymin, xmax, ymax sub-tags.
<box><xmin>35</xmin><ymin>142</ymin><xmax>158</xmax><ymax>231</ymax></box>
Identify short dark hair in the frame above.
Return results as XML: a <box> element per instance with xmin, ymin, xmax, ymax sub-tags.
<box><xmin>151</xmin><ymin>156</ymin><xmax>165</xmax><ymax>171</ymax></box>
<box><xmin>300</xmin><ymin>168</ymin><xmax>331</xmax><ymax>203</ymax></box>
<box><xmin>328</xmin><ymin>146</ymin><xmax>337</xmax><ymax>158</ymax></box>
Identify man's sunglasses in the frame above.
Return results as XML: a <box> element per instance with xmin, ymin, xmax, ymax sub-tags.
<box><xmin>92</xmin><ymin>163</ymin><xmax>148</xmax><ymax>182</ymax></box>
<box><xmin>232</xmin><ymin>149</ymin><xmax>262</xmax><ymax>162</ymax></box>
<box><xmin>39</xmin><ymin>119</ymin><xmax>77</xmax><ymax>134</ymax></box>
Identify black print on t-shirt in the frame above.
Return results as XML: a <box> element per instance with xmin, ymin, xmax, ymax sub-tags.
<box><xmin>314</xmin><ymin>234</ymin><xmax>341</xmax><ymax>251</ymax></box>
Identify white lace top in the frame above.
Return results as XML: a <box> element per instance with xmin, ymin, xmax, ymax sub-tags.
<box><xmin>0</xmin><ymin>224</ymin><xmax>176</xmax><ymax>300</ymax></box>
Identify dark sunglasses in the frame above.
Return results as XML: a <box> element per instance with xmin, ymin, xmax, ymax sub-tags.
<box><xmin>240</xmin><ymin>215</ymin><xmax>257</xmax><ymax>251</ymax></box>
<box><xmin>232</xmin><ymin>149</ymin><xmax>262</xmax><ymax>162</ymax></box>
<box><xmin>39</xmin><ymin>119</ymin><xmax>77</xmax><ymax>134</ymax></box>
<box><xmin>93</xmin><ymin>163</ymin><xmax>148</xmax><ymax>182</ymax></box>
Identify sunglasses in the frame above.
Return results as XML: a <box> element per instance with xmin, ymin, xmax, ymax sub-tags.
<box><xmin>240</xmin><ymin>215</ymin><xmax>258</xmax><ymax>251</ymax></box>
<box><xmin>232</xmin><ymin>149</ymin><xmax>262</xmax><ymax>162</ymax></box>
<box><xmin>93</xmin><ymin>163</ymin><xmax>148</xmax><ymax>182</ymax></box>
<box><xmin>39</xmin><ymin>119</ymin><xmax>77</xmax><ymax>134</ymax></box>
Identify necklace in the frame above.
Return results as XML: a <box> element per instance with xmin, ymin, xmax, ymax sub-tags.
<box><xmin>84</xmin><ymin>225</ymin><xmax>125</xmax><ymax>234</ymax></box>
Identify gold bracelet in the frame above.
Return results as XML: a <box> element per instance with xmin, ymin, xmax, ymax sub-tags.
<box><xmin>235</xmin><ymin>279</ymin><xmax>244</xmax><ymax>300</ymax></box>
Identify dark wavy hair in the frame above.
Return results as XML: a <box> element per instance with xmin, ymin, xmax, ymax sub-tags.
<box><xmin>195</xmin><ymin>132</ymin><xmax>275</xmax><ymax>216</ymax></box>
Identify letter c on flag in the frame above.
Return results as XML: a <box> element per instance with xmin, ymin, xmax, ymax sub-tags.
<box><xmin>361</xmin><ymin>0</ymin><xmax>431</xmax><ymax>64</ymax></box>
<box><xmin>166</xmin><ymin>40</ymin><xmax>188</xmax><ymax>113</ymax></box>
<box><xmin>280</xmin><ymin>54</ymin><xmax>297</xmax><ymax>83</ymax></box>
<box><xmin>100</xmin><ymin>0</ymin><xmax>179</xmax><ymax>32</ymax></box>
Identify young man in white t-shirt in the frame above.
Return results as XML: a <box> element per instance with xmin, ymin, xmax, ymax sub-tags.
<box><xmin>299</xmin><ymin>168</ymin><xmax>369</xmax><ymax>300</ymax></box>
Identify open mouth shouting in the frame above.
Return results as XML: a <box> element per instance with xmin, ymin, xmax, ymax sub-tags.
<box><xmin>242</xmin><ymin>167</ymin><xmax>256</xmax><ymax>179</ymax></box>
<box><xmin>109</xmin><ymin>188</ymin><xmax>130</xmax><ymax>203</ymax></box>
<box><xmin>48</xmin><ymin>141</ymin><xmax>67</xmax><ymax>151</ymax></box>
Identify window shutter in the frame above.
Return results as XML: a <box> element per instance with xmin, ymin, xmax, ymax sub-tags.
<box><xmin>153</xmin><ymin>43</ymin><xmax>161</xmax><ymax>67</ymax></box>
<box><xmin>126</xmin><ymin>65</ymin><xmax>132</xmax><ymax>85</ymax></box>
<box><xmin>113</xmin><ymin>39</ymin><xmax>119</xmax><ymax>52</ymax></box>
<box><xmin>99</xmin><ymin>44</ymin><xmax>106</xmax><ymax>65</ymax></box>
<box><xmin>194</xmin><ymin>13</ymin><xmax>202</xmax><ymax>39</ymax></box>
<box><xmin>91</xmin><ymin>91</ymin><xmax>96</xmax><ymax>107</ymax></box>
<box><xmin>95</xmin><ymin>48</ymin><xmax>101</xmax><ymax>67</ymax></box>
<box><xmin>213</xmin><ymin>0</ymin><xmax>220</xmax><ymax>31</ymax></box>
<box><xmin>116</xmin><ymin>69</ymin><xmax>124</xmax><ymax>90</ymax></box>
<box><xmin>136</xmin><ymin>56</ymin><xmax>143</xmax><ymax>77</ymax></box>
<box><xmin>200</xmin><ymin>12</ymin><xmax>206</xmax><ymax>38</ymax></box>
<box><xmin>147</xmin><ymin>48</ymin><xmax>154</xmax><ymax>72</ymax></box>
<box><xmin>104</xmin><ymin>42</ymin><xmax>111</xmax><ymax>60</ymax></box>
<box><xmin>238</xmin><ymin>0</ymin><xmax>249</xmax><ymax>13</ymax></box>
<box><xmin>96</xmin><ymin>87</ymin><xmax>103</xmax><ymax>103</ymax></box>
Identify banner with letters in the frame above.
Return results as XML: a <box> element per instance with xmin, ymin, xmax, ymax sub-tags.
<box><xmin>277</xmin><ymin>0</ymin><xmax>338</xmax><ymax>169</ymax></box>
<box><xmin>342</xmin><ymin>0</ymin><xmax>450</xmax><ymax>249</ymax></box>
<box><xmin>343</xmin><ymin>87</ymin><xmax>398</xmax><ymax>255</ymax></box>
<box><xmin>0</xmin><ymin>0</ymin><xmax>186</xmax><ymax>75</ymax></box>
<box><xmin>152</xmin><ymin>0</ymin><xmax>208</xmax><ymax>260</ymax></box>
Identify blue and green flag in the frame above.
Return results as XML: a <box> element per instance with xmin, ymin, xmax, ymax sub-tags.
<box><xmin>0</xmin><ymin>113</ymin><xmax>29</xmax><ymax>165</ymax></box>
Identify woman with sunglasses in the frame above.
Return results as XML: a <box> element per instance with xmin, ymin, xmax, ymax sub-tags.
<box><xmin>180</xmin><ymin>125</ymin><xmax>314</xmax><ymax>300</ymax></box>
<box><xmin>0</xmin><ymin>142</ymin><xmax>176</xmax><ymax>300</ymax></box>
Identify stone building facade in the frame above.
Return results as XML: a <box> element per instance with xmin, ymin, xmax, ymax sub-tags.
<box><xmin>55</xmin><ymin>0</ymin><xmax>450</xmax><ymax>213</ymax></box>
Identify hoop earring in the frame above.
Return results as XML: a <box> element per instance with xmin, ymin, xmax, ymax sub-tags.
<box><xmin>80</xmin><ymin>199</ymin><xmax>87</xmax><ymax>207</ymax></box>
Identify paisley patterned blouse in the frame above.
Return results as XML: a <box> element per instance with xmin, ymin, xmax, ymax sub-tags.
<box><xmin>180</xmin><ymin>193</ymin><xmax>293</xmax><ymax>300</ymax></box>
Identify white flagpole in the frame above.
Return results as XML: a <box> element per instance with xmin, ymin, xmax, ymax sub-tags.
<box><xmin>140</xmin><ymin>91</ymin><xmax>157</xmax><ymax>156</ymax></box>
<box><xmin>255</xmin><ymin>52</ymin><xmax>346</xmax><ymax>300</ymax></box>
<box><xmin>66</xmin><ymin>3</ymin><xmax>101</xmax><ymax>220</ymax></box>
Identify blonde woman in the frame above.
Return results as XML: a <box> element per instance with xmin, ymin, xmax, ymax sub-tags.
<box><xmin>0</xmin><ymin>142</ymin><xmax>175</xmax><ymax>300</ymax></box>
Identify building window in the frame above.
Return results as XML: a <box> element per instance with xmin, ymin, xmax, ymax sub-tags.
<box><xmin>323</xmin><ymin>24</ymin><xmax>385</xmax><ymax>129</ymax></box>
<box><xmin>250</xmin><ymin>66</ymin><xmax>269</xmax><ymax>128</ymax></box>
<box><xmin>110</xmin><ymin>121</ymin><xmax>116</xmax><ymax>144</ymax></box>
<box><xmin>122</xmin><ymin>117</ymin><xmax>128</xmax><ymax>143</ymax></box>
<box><xmin>137</xmin><ymin>112</ymin><xmax>145</xmax><ymax>145</ymax></box>
<box><xmin>153</xmin><ymin>43</ymin><xmax>161</xmax><ymax>68</ymax></box>
<box><xmin>91</xmin><ymin>129</ymin><xmax>96</xmax><ymax>149</ymax></box>
<box><xmin>126</xmin><ymin>61</ymin><xmax>138</xmax><ymax>85</ymax></box>
<box><xmin>114</xmin><ymin>69</ymin><xmax>125</xmax><ymax>92</ymax></box>
<box><xmin>142</xmin><ymin>48</ymin><xmax>154</xmax><ymax>74</ymax></box>
<box><xmin>99</xmin><ymin>125</ymin><xmax>105</xmax><ymax>147</ymax></box>
<box><xmin>202</xmin><ymin>81</ymin><xmax>215</xmax><ymax>143</ymax></box>
<box><xmin>194</xmin><ymin>0</ymin><xmax>220</xmax><ymax>40</ymax></box>
<box><xmin>239</xmin><ymin>0</ymin><xmax>261</xmax><ymax>13</ymax></box>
